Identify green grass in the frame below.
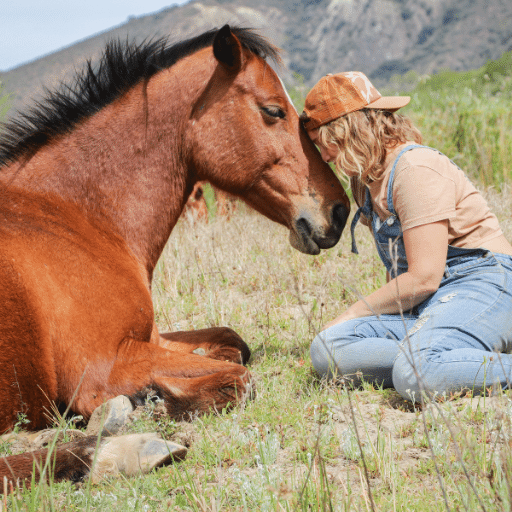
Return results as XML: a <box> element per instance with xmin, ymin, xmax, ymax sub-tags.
<box><xmin>403</xmin><ymin>58</ymin><xmax>512</xmax><ymax>189</ymax></box>
<box><xmin>392</xmin><ymin>52</ymin><xmax>512</xmax><ymax>189</ymax></box>
<box><xmin>2</xmin><ymin>186</ymin><xmax>512</xmax><ymax>510</ymax></box>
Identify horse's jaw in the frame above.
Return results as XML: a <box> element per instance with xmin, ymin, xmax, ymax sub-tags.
<box><xmin>288</xmin><ymin>202</ymin><xmax>350</xmax><ymax>255</ymax></box>
<box><xmin>289</xmin><ymin>228</ymin><xmax>321</xmax><ymax>255</ymax></box>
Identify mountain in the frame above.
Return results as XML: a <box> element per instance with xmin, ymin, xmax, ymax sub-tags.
<box><xmin>1</xmin><ymin>0</ymin><xmax>511</xmax><ymax>115</ymax></box>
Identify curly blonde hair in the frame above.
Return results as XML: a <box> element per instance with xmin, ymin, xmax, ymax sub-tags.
<box><xmin>316</xmin><ymin>110</ymin><xmax>422</xmax><ymax>183</ymax></box>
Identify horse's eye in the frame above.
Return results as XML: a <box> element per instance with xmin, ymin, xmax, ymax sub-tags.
<box><xmin>261</xmin><ymin>106</ymin><xmax>286</xmax><ymax>120</ymax></box>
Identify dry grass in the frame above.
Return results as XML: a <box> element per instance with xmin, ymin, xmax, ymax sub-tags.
<box><xmin>2</xmin><ymin>186</ymin><xmax>512</xmax><ymax>511</ymax></box>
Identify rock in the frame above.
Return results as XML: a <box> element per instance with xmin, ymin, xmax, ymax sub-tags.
<box><xmin>31</xmin><ymin>428</ymin><xmax>87</xmax><ymax>449</ymax></box>
<box><xmin>86</xmin><ymin>396</ymin><xmax>134</xmax><ymax>437</ymax></box>
<box><xmin>0</xmin><ymin>428</ymin><xmax>86</xmax><ymax>452</ymax></box>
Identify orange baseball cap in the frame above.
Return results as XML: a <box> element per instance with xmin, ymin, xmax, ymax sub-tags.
<box><xmin>301</xmin><ymin>71</ymin><xmax>410</xmax><ymax>131</ymax></box>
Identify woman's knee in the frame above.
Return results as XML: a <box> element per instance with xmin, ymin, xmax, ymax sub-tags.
<box><xmin>310</xmin><ymin>332</ymin><xmax>340</xmax><ymax>378</ymax></box>
<box><xmin>392</xmin><ymin>352</ymin><xmax>423</xmax><ymax>401</ymax></box>
<box><xmin>310</xmin><ymin>326</ymin><xmax>362</xmax><ymax>378</ymax></box>
<box><xmin>393</xmin><ymin>351</ymin><xmax>445</xmax><ymax>402</ymax></box>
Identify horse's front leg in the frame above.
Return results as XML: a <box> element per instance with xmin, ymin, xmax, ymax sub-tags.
<box><xmin>72</xmin><ymin>340</ymin><xmax>252</xmax><ymax>421</ymax></box>
<box><xmin>156</xmin><ymin>327</ymin><xmax>251</xmax><ymax>365</ymax></box>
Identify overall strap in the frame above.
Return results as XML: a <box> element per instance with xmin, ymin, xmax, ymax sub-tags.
<box><xmin>350</xmin><ymin>143</ymin><xmax>431</xmax><ymax>254</ymax></box>
<box><xmin>386</xmin><ymin>144</ymin><xmax>425</xmax><ymax>214</ymax></box>
<box><xmin>350</xmin><ymin>187</ymin><xmax>373</xmax><ymax>254</ymax></box>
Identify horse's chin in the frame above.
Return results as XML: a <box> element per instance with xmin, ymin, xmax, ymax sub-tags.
<box><xmin>289</xmin><ymin>230</ymin><xmax>321</xmax><ymax>255</ymax></box>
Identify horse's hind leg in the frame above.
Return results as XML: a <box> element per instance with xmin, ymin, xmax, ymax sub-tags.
<box><xmin>0</xmin><ymin>436</ymin><xmax>98</xmax><ymax>492</ymax></box>
<box><xmin>0</xmin><ymin>433</ymin><xmax>186</xmax><ymax>492</ymax></box>
<box><xmin>157</xmin><ymin>327</ymin><xmax>251</xmax><ymax>365</ymax></box>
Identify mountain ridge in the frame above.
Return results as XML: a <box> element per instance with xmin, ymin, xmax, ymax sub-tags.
<box><xmin>1</xmin><ymin>0</ymin><xmax>511</xmax><ymax>114</ymax></box>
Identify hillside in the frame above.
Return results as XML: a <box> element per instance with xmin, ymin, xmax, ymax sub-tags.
<box><xmin>1</xmin><ymin>0</ymin><xmax>511</xmax><ymax>114</ymax></box>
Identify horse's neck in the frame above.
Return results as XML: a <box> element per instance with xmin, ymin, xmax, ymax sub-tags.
<box><xmin>3</xmin><ymin>69</ymin><xmax>206</xmax><ymax>276</ymax></box>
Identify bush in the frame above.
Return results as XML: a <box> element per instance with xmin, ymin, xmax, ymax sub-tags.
<box><xmin>0</xmin><ymin>80</ymin><xmax>11</xmax><ymax>123</ymax></box>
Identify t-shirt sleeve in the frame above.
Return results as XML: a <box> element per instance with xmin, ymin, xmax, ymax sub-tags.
<box><xmin>393</xmin><ymin>161</ymin><xmax>457</xmax><ymax>232</ymax></box>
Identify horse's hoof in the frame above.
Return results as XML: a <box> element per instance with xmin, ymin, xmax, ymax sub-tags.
<box><xmin>91</xmin><ymin>433</ymin><xmax>187</xmax><ymax>482</ymax></box>
<box><xmin>86</xmin><ymin>395</ymin><xmax>134</xmax><ymax>436</ymax></box>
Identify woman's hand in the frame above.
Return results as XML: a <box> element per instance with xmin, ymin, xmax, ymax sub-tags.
<box><xmin>322</xmin><ymin>309</ymin><xmax>361</xmax><ymax>331</ymax></box>
<box><xmin>321</xmin><ymin>220</ymin><xmax>449</xmax><ymax>330</ymax></box>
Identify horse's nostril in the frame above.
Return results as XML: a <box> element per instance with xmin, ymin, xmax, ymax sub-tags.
<box><xmin>296</xmin><ymin>217</ymin><xmax>312</xmax><ymax>239</ymax></box>
<box><xmin>332</xmin><ymin>203</ymin><xmax>349</xmax><ymax>233</ymax></box>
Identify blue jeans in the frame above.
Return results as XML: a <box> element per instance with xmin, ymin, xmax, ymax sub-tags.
<box><xmin>311</xmin><ymin>252</ymin><xmax>512</xmax><ymax>401</ymax></box>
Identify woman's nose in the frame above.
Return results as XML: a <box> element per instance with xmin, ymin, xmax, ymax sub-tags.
<box><xmin>320</xmin><ymin>148</ymin><xmax>331</xmax><ymax>163</ymax></box>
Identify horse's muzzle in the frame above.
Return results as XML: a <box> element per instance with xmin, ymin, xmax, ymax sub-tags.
<box><xmin>290</xmin><ymin>202</ymin><xmax>349</xmax><ymax>255</ymax></box>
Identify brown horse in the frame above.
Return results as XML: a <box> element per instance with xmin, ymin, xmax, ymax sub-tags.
<box><xmin>182</xmin><ymin>181</ymin><xmax>238</xmax><ymax>221</ymax></box>
<box><xmin>0</xmin><ymin>25</ymin><xmax>349</xmax><ymax>488</ymax></box>
<box><xmin>182</xmin><ymin>181</ymin><xmax>210</xmax><ymax>221</ymax></box>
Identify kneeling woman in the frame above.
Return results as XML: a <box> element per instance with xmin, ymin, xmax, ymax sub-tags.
<box><xmin>301</xmin><ymin>72</ymin><xmax>512</xmax><ymax>401</ymax></box>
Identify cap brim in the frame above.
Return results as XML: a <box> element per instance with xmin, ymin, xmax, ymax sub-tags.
<box><xmin>366</xmin><ymin>96</ymin><xmax>410</xmax><ymax>111</ymax></box>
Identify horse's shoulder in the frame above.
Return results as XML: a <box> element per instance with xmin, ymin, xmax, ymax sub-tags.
<box><xmin>2</xmin><ymin>188</ymin><xmax>127</xmax><ymax>252</ymax></box>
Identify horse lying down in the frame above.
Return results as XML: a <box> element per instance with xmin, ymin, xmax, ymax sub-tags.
<box><xmin>0</xmin><ymin>24</ymin><xmax>349</xmax><ymax>491</ymax></box>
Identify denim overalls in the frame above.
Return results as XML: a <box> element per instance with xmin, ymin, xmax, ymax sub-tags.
<box><xmin>311</xmin><ymin>145</ymin><xmax>512</xmax><ymax>401</ymax></box>
<box><xmin>350</xmin><ymin>144</ymin><xmax>485</xmax><ymax>278</ymax></box>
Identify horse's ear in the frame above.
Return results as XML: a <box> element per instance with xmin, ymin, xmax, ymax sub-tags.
<box><xmin>213</xmin><ymin>25</ymin><xmax>244</xmax><ymax>72</ymax></box>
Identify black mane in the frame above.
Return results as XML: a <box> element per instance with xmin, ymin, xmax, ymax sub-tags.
<box><xmin>0</xmin><ymin>26</ymin><xmax>280</xmax><ymax>167</ymax></box>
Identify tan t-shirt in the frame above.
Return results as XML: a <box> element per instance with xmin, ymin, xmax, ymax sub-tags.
<box><xmin>352</xmin><ymin>143</ymin><xmax>502</xmax><ymax>248</ymax></box>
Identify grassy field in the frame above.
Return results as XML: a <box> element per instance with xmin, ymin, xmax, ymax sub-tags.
<box><xmin>1</xmin><ymin>54</ymin><xmax>512</xmax><ymax>511</ymax></box>
<box><xmin>2</xmin><ymin>184</ymin><xmax>512</xmax><ymax>511</ymax></box>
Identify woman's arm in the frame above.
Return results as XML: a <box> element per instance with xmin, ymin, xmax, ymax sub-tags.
<box><xmin>323</xmin><ymin>220</ymin><xmax>449</xmax><ymax>329</ymax></box>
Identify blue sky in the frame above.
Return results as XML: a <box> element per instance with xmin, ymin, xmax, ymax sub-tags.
<box><xmin>1</xmin><ymin>1</ymin><xmax>191</xmax><ymax>71</ymax></box>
